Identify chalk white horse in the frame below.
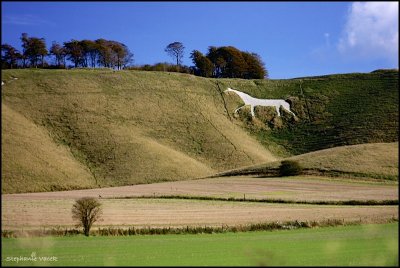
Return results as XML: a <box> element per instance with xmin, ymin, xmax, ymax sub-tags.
<box><xmin>224</xmin><ymin>88</ymin><xmax>295</xmax><ymax>117</ymax></box>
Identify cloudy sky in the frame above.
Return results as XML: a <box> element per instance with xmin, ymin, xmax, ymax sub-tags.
<box><xmin>1</xmin><ymin>1</ymin><xmax>398</xmax><ymax>78</ymax></box>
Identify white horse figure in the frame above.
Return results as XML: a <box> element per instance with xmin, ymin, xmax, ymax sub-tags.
<box><xmin>224</xmin><ymin>88</ymin><xmax>296</xmax><ymax>117</ymax></box>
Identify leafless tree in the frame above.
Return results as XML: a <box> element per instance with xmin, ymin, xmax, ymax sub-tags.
<box><xmin>165</xmin><ymin>42</ymin><xmax>185</xmax><ymax>66</ymax></box>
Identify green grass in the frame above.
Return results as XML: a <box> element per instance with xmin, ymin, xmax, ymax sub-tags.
<box><xmin>1</xmin><ymin>223</ymin><xmax>398</xmax><ymax>266</ymax></box>
<box><xmin>219</xmin><ymin>69</ymin><xmax>398</xmax><ymax>155</ymax></box>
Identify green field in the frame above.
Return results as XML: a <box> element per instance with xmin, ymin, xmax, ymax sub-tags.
<box><xmin>2</xmin><ymin>223</ymin><xmax>398</xmax><ymax>266</ymax></box>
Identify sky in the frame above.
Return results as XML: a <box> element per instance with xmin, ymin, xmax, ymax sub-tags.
<box><xmin>1</xmin><ymin>1</ymin><xmax>398</xmax><ymax>79</ymax></box>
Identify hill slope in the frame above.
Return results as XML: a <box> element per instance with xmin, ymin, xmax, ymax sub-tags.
<box><xmin>1</xmin><ymin>69</ymin><xmax>398</xmax><ymax>193</ymax></box>
<box><xmin>216</xmin><ymin>142</ymin><xmax>398</xmax><ymax>180</ymax></box>
<box><xmin>1</xmin><ymin>69</ymin><xmax>275</xmax><ymax>193</ymax></box>
<box><xmin>2</xmin><ymin>103</ymin><xmax>96</xmax><ymax>192</ymax></box>
<box><xmin>218</xmin><ymin>69</ymin><xmax>398</xmax><ymax>155</ymax></box>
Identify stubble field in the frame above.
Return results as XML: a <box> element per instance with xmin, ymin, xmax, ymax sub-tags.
<box><xmin>2</xmin><ymin>176</ymin><xmax>398</xmax><ymax>231</ymax></box>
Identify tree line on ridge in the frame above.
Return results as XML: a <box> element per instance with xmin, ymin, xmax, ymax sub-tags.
<box><xmin>2</xmin><ymin>34</ymin><xmax>268</xmax><ymax>79</ymax></box>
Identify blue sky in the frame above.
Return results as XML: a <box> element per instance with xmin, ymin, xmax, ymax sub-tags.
<box><xmin>1</xmin><ymin>1</ymin><xmax>398</xmax><ymax>79</ymax></box>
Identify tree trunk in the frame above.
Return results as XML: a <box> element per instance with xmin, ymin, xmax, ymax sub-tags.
<box><xmin>84</xmin><ymin>227</ymin><xmax>89</xmax><ymax>236</ymax></box>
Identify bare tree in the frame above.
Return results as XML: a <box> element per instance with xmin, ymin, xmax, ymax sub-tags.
<box><xmin>165</xmin><ymin>42</ymin><xmax>185</xmax><ymax>67</ymax></box>
<box><xmin>71</xmin><ymin>197</ymin><xmax>102</xmax><ymax>236</ymax></box>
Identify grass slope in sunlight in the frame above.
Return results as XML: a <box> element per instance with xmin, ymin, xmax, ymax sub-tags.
<box><xmin>1</xmin><ymin>69</ymin><xmax>275</xmax><ymax>193</ymax></box>
<box><xmin>217</xmin><ymin>142</ymin><xmax>398</xmax><ymax>180</ymax></box>
<box><xmin>1</xmin><ymin>69</ymin><xmax>397</xmax><ymax>193</ymax></box>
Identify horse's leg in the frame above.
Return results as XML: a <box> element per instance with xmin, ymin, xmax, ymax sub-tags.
<box><xmin>276</xmin><ymin>106</ymin><xmax>281</xmax><ymax>117</ymax></box>
<box><xmin>280</xmin><ymin>104</ymin><xmax>296</xmax><ymax>117</ymax></box>
<box><xmin>286</xmin><ymin>106</ymin><xmax>296</xmax><ymax>117</ymax></box>
<box><xmin>234</xmin><ymin>105</ymin><xmax>245</xmax><ymax>114</ymax></box>
<box><xmin>284</xmin><ymin>102</ymin><xmax>296</xmax><ymax>117</ymax></box>
<box><xmin>250</xmin><ymin>105</ymin><xmax>255</xmax><ymax>117</ymax></box>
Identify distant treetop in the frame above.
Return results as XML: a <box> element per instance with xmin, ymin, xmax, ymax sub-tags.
<box><xmin>191</xmin><ymin>45</ymin><xmax>268</xmax><ymax>79</ymax></box>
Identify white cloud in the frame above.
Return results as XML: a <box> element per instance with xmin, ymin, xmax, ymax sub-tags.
<box><xmin>338</xmin><ymin>2</ymin><xmax>398</xmax><ymax>64</ymax></box>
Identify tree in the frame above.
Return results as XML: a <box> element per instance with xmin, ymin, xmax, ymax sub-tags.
<box><xmin>34</xmin><ymin>38</ymin><xmax>48</xmax><ymax>68</ymax></box>
<box><xmin>1</xmin><ymin>44</ymin><xmax>21</xmax><ymax>69</ymax></box>
<box><xmin>20</xmin><ymin>33</ymin><xmax>48</xmax><ymax>68</ymax></box>
<box><xmin>49</xmin><ymin>41</ymin><xmax>66</xmax><ymax>68</ymax></box>
<box><xmin>20</xmin><ymin>33</ymin><xmax>29</xmax><ymax>67</ymax></box>
<box><xmin>96</xmin><ymin>39</ymin><xmax>114</xmax><ymax>68</ymax></box>
<box><xmin>13</xmin><ymin>33</ymin><xmax>134</xmax><ymax>70</ymax></box>
<box><xmin>122</xmin><ymin>48</ymin><xmax>134</xmax><ymax>69</ymax></box>
<box><xmin>190</xmin><ymin>50</ymin><xmax>213</xmax><ymax>77</ymax></box>
<box><xmin>241</xmin><ymin>52</ymin><xmax>267</xmax><ymax>79</ymax></box>
<box><xmin>108</xmin><ymin>41</ymin><xmax>133</xmax><ymax>70</ymax></box>
<box><xmin>165</xmin><ymin>42</ymin><xmax>185</xmax><ymax>66</ymax></box>
<box><xmin>114</xmin><ymin>42</ymin><xmax>134</xmax><ymax>69</ymax></box>
<box><xmin>64</xmin><ymin>40</ymin><xmax>84</xmax><ymax>68</ymax></box>
<box><xmin>206</xmin><ymin>46</ymin><xmax>226</xmax><ymax>77</ymax></box>
<box><xmin>71</xmin><ymin>197</ymin><xmax>102</xmax><ymax>236</ymax></box>
<box><xmin>202</xmin><ymin>45</ymin><xmax>267</xmax><ymax>79</ymax></box>
<box><xmin>218</xmin><ymin>46</ymin><xmax>247</xmax><ymax>78</ymax></box>
<box><xmin>80</xmin><ymin>39</ymin><xmax>98</xmax><ymax>68</ymax></box>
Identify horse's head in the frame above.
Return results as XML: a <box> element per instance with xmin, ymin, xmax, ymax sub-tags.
<box><xmin>224</xmin><ymin>87</ymin><xmax>235</xmax><ymax>94</ymax></box>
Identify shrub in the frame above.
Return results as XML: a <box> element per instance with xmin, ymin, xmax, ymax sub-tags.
<box><xmin>279</xmin><ymin>160</ymin><xmax>302</xmax><ymax>176</ymax></box>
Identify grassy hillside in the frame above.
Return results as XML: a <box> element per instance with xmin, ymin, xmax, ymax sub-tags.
<box><xmin>2</xmin><ymin>103</ymin><xmax>96</xmax><ymax>192</ymax></box>
<box><xmin>1</xmin><ymin>69</ymin><xmax>275</xmax><ymax>193</ymax></box>
<box><xmin>216</xmin><ymin>142</ymin><xmax>398</xmax><ymax>181</ymax></box>
<box><xmin>218</xmin><ymin>69</ymin><xmax>398</xmax><ymax>155</ymax></box>
<box><xmin>1</xmin><ymin>69</ymin><xmax>398</xmax><ymax>193</ymax></box>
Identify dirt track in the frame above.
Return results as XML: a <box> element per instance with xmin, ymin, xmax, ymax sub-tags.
<box><xmin>3</xmin><ymin>176</ymin><xmax>397</xmax><ymax>201</ymax></box>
